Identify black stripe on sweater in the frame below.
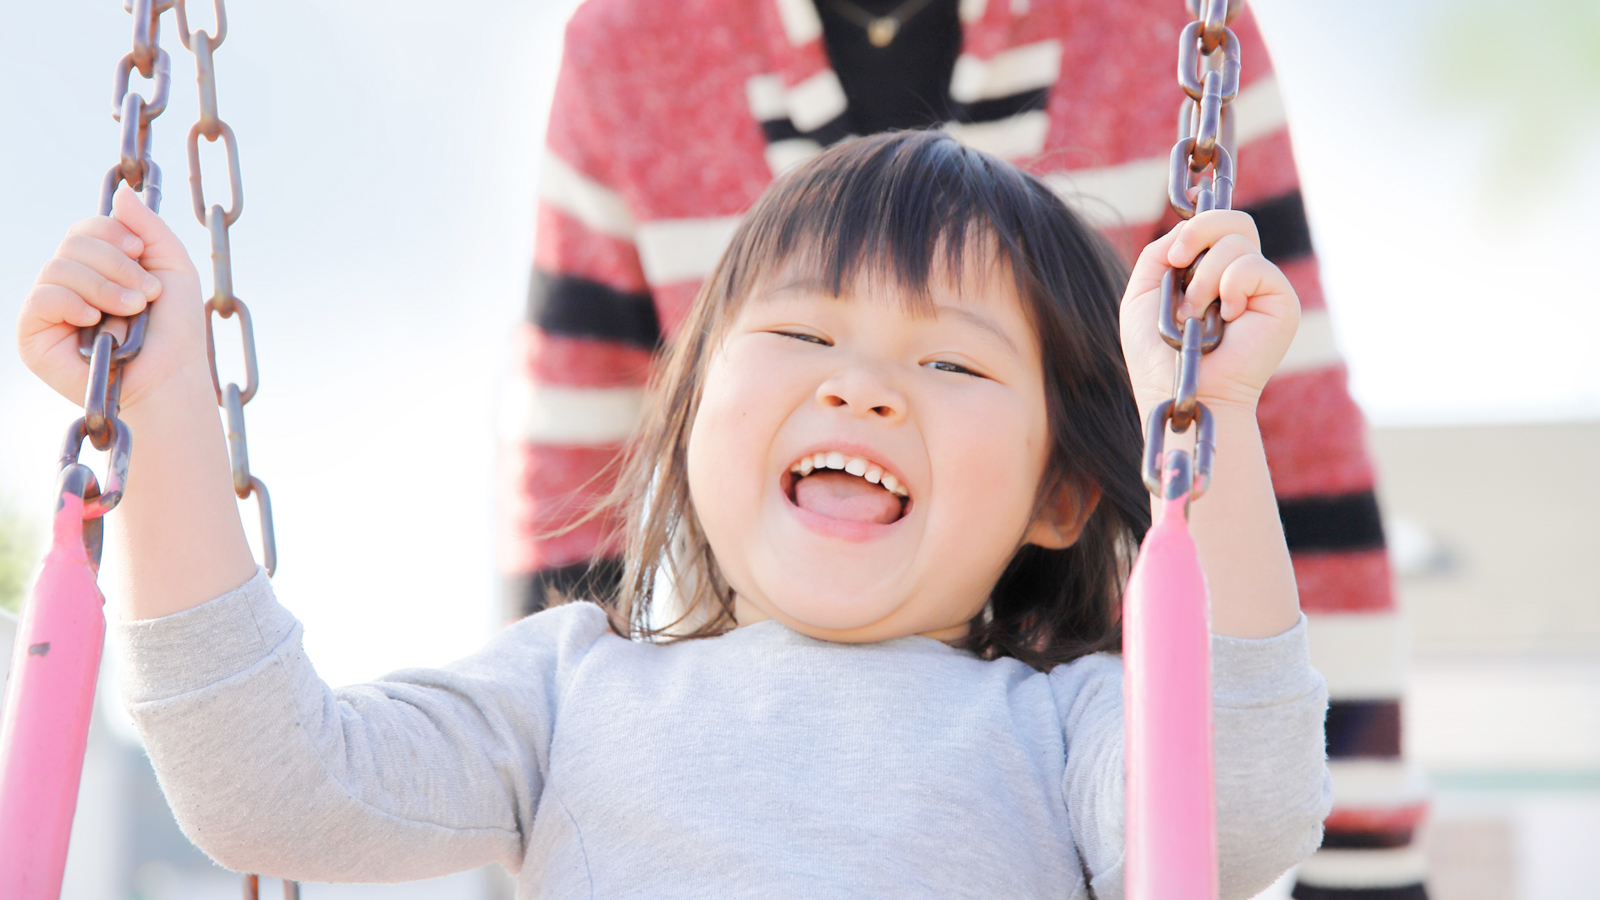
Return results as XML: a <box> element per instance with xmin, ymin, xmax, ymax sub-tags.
<box><xmin>758</xmin><ymin>113</ymin><xmax>854</xmax><ymax>149</ymax></box>
<box><xmin>1279</xmin><ymin>491</ymin><xmax>1386</xmax><ymax>553</ymax></box>
<box><xmin>1293</xmin><ymin>884</ymin><xmax>1428</xmax><ymax>900</ymax></box>
<box><xmin>1327</xmin><ymin>700</ymin><xmax>1402</xmax><ymax>759</ymax></box>
<box><xmin>527</xmin><ymin>271</ymin><xmax>661</xmax><ymax>350</ymax></box>
<box><xmin>758</xmin><ymin>88</ymin><xmax>1048</xmax><ymax>149</ymax></box>
<box><xmin>1320</xmin><ymin>827</ymin><xmax>1417</xmax><ymax>850</ymax></box>
<box><xmin>949</xmin><ymin>87</ymin><xmax>1051</xmax><ymax>124</ymax></box>
<box><xmin>1239</xmin><ymin>190</ymin><xmax>1314</xmax><ymax>263</ymax></box>
<box><xmin>503</xmin><ymin>558</ymin><xmax>625</xmax><ymax>621</ymax></box>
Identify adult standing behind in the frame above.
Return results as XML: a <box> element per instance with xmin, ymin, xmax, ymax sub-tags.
<box><xmin>500</xmin><ymin>2</ymin><xmax>1425</xmax><ymax>899</ymax></box>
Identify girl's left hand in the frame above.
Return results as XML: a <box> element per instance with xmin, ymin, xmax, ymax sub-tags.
<box><xmin>1120</xmin><ymin>209</ymin><xmax>1299</xmax><ymax>414</ymax></box>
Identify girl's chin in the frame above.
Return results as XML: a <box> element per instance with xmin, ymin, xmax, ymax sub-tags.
<box><xmin>758</xmin><ymin>591</ymin><xmax>918</xmax><ymax>638</ymax></box>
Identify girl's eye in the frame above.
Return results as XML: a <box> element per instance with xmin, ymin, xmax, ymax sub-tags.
<box><xmin>923</xmin><ymin>360</ymin><xmax>982</xmax><ymax>377</ymax></box>
<box><xmin>776</xmin><ymin>330</ymin><xmax>829</xmax><ymax>345</ymax></box>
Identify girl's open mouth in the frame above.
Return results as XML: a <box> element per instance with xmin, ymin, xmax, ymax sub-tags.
<box><xmin>783</xmin><ymin>451</ymin><xmax>910</xmax><ymax>525</ymax></box>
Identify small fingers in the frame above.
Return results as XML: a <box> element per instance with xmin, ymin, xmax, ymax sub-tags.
<box><xmin>1218</xmin><ymin>254</ymin><xmax>1296</xmax><ymax>322</ymax></box>
<box><xmin>1182</xmin><ymin>233</ymin><xmax>1258</xmax><ymax>320</ymax></box>
<box><xmin>56</xmin><ymin>232</ymin><xmax>161</xmax><ymax>298</ymax></box>
<box><xmin>1167</xmin><ymin>209</ymin><xmax>1260</xmax><ymax>269</ymax></box>
<box><xmin>110</xmin><ymin>184</ymin><xmax>196</xmax><ymax>275</ymax></box>
<box><xmin>66</xmin><ymin>215</ymin><xmax>144</xmax><ymax>258</ymax></box>
<box><xmin>1124</xmin><ymin>225</ymin><xmax>1184</xmax><ymax>308</ymax></box>
<box><xmin>1143</xmin><ymin>223</ymin><xmax>1183</xmax><ymax>265</ymax></box>
<box><xmin>21</xmin><ymin>283</ymin><xmax>104</xmax><ymax>331</ymax></box>
<box><xmin>36</xmin><ymin>256</ymin><xmax>150</xmax><ymax>318</ymax></box>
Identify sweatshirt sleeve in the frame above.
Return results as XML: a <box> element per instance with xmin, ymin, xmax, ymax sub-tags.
<box><xmin>1210</xmin><ymin>616</ymin><xmax>1333</xmax><ymax>897</ymax></box>
<box><xmin>1052</xmin><ymin>615</ymin><xmax>1332</xmax><ymax>900</ymax></box>
<box><xmin>114</xmin><ymin>569</ymin><xmax>612</xmax><ymax>883</ymax></box>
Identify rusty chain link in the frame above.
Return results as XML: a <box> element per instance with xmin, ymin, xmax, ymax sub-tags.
<box><xmin>176</xmin><ymin>0</ymin><xmax>276</xmax><ymax>577</ymax></box>
<box><xmin>1142</xmin><ymin>0</ymin><xmax>1244</xmax><ymax>504</ymax></box>
<box><xmin>172</xmin><ymin>3</ymin><xmax>286</xmax><ymax>893</ymax></box>
<box><xmin>242</xmin><ymin>874</ymin><xmax>301</xmax><ymax>900</ymax></box>
<box><xmin>55</xmin><ymin>4</ymin><xmax>285</xmax><ymax>894</ymax></box>
<box><xmin>59</xmin><ymin>0</ymin><xmax>177</xmax><ymax>565</ymax></box>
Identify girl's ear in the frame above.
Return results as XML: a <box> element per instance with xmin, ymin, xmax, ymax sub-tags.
<box><xmin>1023</xmin><ymin>481</ymin><xmax>1102</xmax><ymax>549</ymax></box>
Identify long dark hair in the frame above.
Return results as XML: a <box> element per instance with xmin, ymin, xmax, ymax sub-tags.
<box><xmin>597</xmin><ymin>130</ymin><xmax>1149</xmax><ymax>670</ymax></box>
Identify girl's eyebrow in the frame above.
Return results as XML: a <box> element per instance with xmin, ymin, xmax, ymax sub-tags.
<box><xmin>935</xmin><ymin>304</ymin><xmax>1018</xmax><ymax>353</ymax></box>
<box><xmin>760</xmin><ymin>280</ymin><xmax>1018</xmax><ymax>353</ymax></box>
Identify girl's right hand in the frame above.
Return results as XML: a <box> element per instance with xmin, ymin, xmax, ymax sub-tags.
<box><xmin>17</xmin><ymin>185</ymin><xmax>207</xmax><ymax>416</ymax></box>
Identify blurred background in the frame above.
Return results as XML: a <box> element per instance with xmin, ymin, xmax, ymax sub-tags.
<box><xmin>0</xmin><ymin>0</ymin><xmax>1596</xmax><ymax>897</ymax></box>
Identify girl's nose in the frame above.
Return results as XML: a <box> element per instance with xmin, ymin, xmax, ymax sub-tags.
<box><xmin>816</xmin><ymin>366</ymin><xmax>907</xmax><ymax>423</ymax></box>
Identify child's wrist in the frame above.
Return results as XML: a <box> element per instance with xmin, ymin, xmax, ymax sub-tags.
<box><xmin>118</xmin><ymin>364</ymin><xmax>223</xmax><ymax>434</ymax></box>
<box><xmin>1134</xmin><ymin>392</ymin><xmax>1258</xmax><ymax>423</ymax></box>
<box><xmin>1196</xmin><ymin>394</ymin><xmax>1260</xmax><ymax>417</ymax></box>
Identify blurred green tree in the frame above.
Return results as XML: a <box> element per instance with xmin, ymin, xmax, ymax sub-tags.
<box><xmin>0</xmin><ymin>497</ymin><xmax>39</xmax><ymax>616</ymax></box>
<box><xmin>1427</xmin><ymin>0</ymin><xmax>1600</xmax><ymax>210</ymax></box>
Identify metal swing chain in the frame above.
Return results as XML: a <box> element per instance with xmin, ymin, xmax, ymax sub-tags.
<box><xmin>172</xmin><ymin>5</ymin><xmax>291</xmax><ymax>897</ymax></box>
<box><xmin>59</xmin><ymin>0</ymin><xmax>176</xmax><ymax>565</ymax></box>
<box><xmin>176</xmin><ymin>0</ymin><xmax>277</xmax><ymax>577</ymax></box>
<box><xmin>1140</xmin><ymin>0</ymin><xmax>1244</xmax><ymax>505</ymax></box>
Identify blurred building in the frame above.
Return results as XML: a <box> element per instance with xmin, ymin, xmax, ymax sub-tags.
<box><xmin>1369</xmin><ymin>419</ymin><xmax>1600</xmax><ymax>900</ymax></box>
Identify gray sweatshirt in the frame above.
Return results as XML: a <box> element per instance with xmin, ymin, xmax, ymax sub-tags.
<box><xmin>115</xmin><ymin>570</ymin><xmax>1330</xmax><ymax>899</ymax></box>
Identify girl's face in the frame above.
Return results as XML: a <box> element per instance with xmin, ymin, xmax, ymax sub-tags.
<box><xmin>686</xmin><ymin>258</ymin><xmax>1065</xmax><ymax>644</ymax></box>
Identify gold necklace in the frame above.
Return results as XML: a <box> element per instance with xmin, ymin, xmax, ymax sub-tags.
<box><xmin>827</xmin><ymin>0</ymin><xmax>939</xmax><ymax>48</ymax></box>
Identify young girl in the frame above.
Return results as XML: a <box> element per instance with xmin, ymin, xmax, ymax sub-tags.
<box><xmin>18</xmin><ymin>131</ymin><xmax>1329</xmax><ymax>898</ymax></box>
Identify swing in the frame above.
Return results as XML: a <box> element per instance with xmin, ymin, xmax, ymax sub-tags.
<box><xmin>1121</xmin><ymin>3</ymin><xmax>1247</xmax><ymax>899</ymax></box>
<box><xmin>0</xmin><ymin>1</ymin><xmax>284</xmax><ymax>897</ymax></box>
<box><xmin>0</xmin><ymin>1</ymin><xmax>1245</xmax><ymax>898</ymax></box>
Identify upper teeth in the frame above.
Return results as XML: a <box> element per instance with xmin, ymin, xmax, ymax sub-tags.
<box><xmin>790</xmin><ymin>452</ymin><xmax>908</xmax><ymax>497</ymax></box>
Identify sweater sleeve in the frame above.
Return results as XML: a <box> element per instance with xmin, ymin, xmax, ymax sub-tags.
<box><xmin>499</xmin><ymin>6</ymin><xmax>661</xmax><ymax>619</ymax></box>
<box><xmin>1051</xmin><ymin>616</ymin><xmax>1331</xmax><ymax>900</ymax></box>
<box><xmin>114</xmin><ymin>569</ymin><xmax>612</xmax><ymax>883</ymax></box>
<box><xmin>1210</xmin><ymin>617</ymin><xmax>1333</xmax><ymax>897</ymax></box>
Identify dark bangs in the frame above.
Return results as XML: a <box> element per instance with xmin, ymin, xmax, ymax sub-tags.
<box><xmin>710</xmin><ymin>129</ymin><xmax>1092</xmax><ymax>329</ymax></box>
<box><xmin>609</xmin><ymin>130</ymin><xmax>1150</xmax><ymax>669</ymax></box>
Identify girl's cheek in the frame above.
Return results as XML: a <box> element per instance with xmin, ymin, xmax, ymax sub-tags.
<box><xmin>688</xmin><ymin>352</ymin><xmax>785</xmax><ymax>505</ymax></box>
<box><xmin>933</xmin><ymin>390</ymin><xmax>1047</xmax><ymax>508</ymax></box>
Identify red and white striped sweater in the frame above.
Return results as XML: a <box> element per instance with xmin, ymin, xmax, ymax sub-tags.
<box><xmin>505</xmin><ymin>2</ymin><xmax>1425</xmax><ymax>896</ymax></box>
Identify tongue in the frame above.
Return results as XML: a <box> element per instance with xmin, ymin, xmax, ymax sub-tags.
<box><xmin>794</xmin><ymin>471</ymin><xmax>903</xmax><ymax>524</ymax></box>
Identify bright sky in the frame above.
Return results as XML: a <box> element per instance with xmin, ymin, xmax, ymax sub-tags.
<box><xmin>1</xmin><ymin>0</ymin><xmax>1595</xmax><ymax>699</ymax></box>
